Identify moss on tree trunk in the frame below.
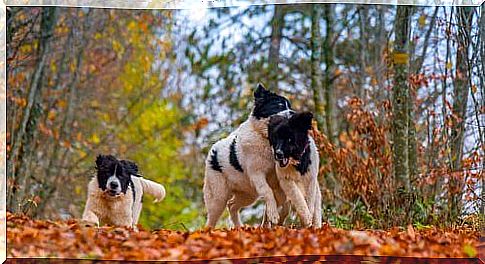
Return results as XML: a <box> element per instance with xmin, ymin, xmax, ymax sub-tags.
<box><xmin>392</xmin><ymin>6</ymin><xmax>412</xmax><ymax>192</ymax></box>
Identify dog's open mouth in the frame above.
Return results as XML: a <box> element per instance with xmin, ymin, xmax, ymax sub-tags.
<box><xmin>277</xmin><ymin>157</ymin><xmax>289</xmax><ymax>167</ymax></box>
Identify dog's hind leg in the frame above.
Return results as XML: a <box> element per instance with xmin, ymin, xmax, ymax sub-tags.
<box><xmin>273</xmin><ymin>187</ymin><xmax>290</xmax><ymax>225</ymax></box>
<box><xmin>228</xmin><ymin>192</ymin><xmax>256</xmax><ymax>227</ymax></box>
<box><xmin>204</xmin><ymin>170</ymin><xmax>230</xmax><ymax>228</ymax></box>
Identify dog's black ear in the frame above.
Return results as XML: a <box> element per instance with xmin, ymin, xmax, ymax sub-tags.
<box><xmin>96</xmin><ymin>154</ymin><xmax>116</xmax><ymax>169</ymax></box>
<box><xmin>269</xmin><ymin>115</ymin><xmax>286</xmax><ymax>129</ymax></box>
<box><xmin>95</xmin><ymin>154</ymin><xmax>107</xmax><ymax>168</ymax></box>
<box><xmin>120</xmin><ymin>160</ymin><xmax>141</xmax><ymax>177</ymax></box>
<box><xmin>289</xmin><ymin>111</ymin><xmax>313</xmax><ymax>132</ymax></box>
<box><xmin>254</xmin><ymin>83</ymin><xmax>270</xmax><ymax>99</ymax></box>
<box><xmin>268</xmin><ymin>115</ymin><xmax>286</xmax><ymax>138</ymax></box>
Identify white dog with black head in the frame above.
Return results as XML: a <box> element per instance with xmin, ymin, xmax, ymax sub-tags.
<box><xmin>268</xmin><ymin>112</ymin><xmax>322</xmax><ymax>227</ymax></box>
<box><xmin>203</xmin><ymin>83</ymin><xmax>294</xmax><ymax>227</ymax></box>
<box><xmin>82</xmin><ymin>155</ymin><xmax>166</xmax><ymax>229</ymax></box>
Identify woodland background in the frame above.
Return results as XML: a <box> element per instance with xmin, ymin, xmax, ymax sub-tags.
<box><xmin>5</xmin><ymin>4</ymin><xmax>484</xmax><ymax>230</ymax></box>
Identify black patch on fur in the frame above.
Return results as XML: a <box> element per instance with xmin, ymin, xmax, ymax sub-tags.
<box><xmin>129</xmin><ymin>179</ymin><xmax>136</xmax><ymax>204</ymax></box>
<box><xmin>95</xmin><ymin>155</ymin><xmax>118</xmax><ymax>191</ymax></box>
<box><xmin>295</xmin><ymin>147</ymin><xmax>311</xmax><ymax>175</ymax></box>
<box><xmin>209</xmin><ymin>149</ymin><xmax>223</xmax><ymax>172</ymax></box>
<box><xmin>120</xmin><ymin>160</ymin><xmax>141</xmax><ymax>177</ymax></box>
<box><xmin>229</xmin><ymin>138</ymin><xmax>244</xmax><ymax>172</ymax></box>
<box><xmin>252</xmin><ymin>83</ymin><xmax>292</xmax><ymax>119</ymax></box>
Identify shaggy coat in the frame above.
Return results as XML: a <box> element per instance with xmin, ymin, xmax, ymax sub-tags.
<box><xmin>203</xmin><ymin>84</ymin><xmax>293</xmax><ymax>227</ymax></box>
<box><xmin>82</xmin><ymin>155</ymin><xmax>166</xmax><ymax>228</ymax></box>
<box><xmin>268</xmin><ymin>112</ymin><xmax>322</xmax><ymax>227</ymax></box>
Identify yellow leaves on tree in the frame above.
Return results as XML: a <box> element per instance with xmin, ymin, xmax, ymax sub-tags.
<box><xmin>90</xmin><ymin>133</ymin><xmax>100</xmax><ymax>144</ymax></box>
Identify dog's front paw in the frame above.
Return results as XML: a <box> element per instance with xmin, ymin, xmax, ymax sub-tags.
<box><xmin>301</xmin><ymin>214</ymin><xmax>313</xmax><ymax>227</ymax></box>
<box><xmin>266</xmin><ymin>205</ymin><xmax>280</xmax><ymax>225</ymax></box>
<box><xmin>80</xmin><ymin>219</ymin><xmax>98</xmax><ymax>228</ymax></box>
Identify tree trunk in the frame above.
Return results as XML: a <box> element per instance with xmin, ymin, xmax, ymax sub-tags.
<box><xmin>408</xmin><ymin>8</ymin><xmax>438</xmax><ymax>185</ymax></box>
<box><xmin>322</xmin><ymin>5</ymin><xmax>335</xmax><ymax>145</ymax></box>
<box><xmin>7</xmin><ymin>7</ymin><xmax>58</xmax><ymax>211</ymax></box>
<box><xmin>311</xmin><ymin>5</ymin><xmax>325</xmax><ymax>132</ymax></box>
<box><xmin>449</xmin><ymin>7</ymin><xmax>473</xmax><ymax>221</ymax></box>
<box><xmin>480</xmin><ymin>1</ymin><xmax>485</xmax><ymax>226</ymax></box>
<box><xmin>39</xmin><ymin>11</ymin><xmax>91</xmax><ymax>217</ymax></box>
<box><xmin>412</xmin><ymin>7</ymin><xmax>439</xmax><ymax>75</ymax></box>
<box><xmin>392</xmin><ymin>6</ymin><xmax>412</xmax><ymax>192</ymax></box>
<box><xmin>357</xmin><ymin>6</ymin><xmax>368</xmax><ymax>99</ymax></box>
<box><xmin>267</xmin><ymin>5</ymin><xmax>284</xmax><ymax>91</ymax></box>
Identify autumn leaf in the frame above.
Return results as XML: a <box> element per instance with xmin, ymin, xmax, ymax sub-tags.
<box><xmin>194</xmin><ymin>117</ymin><xmax>209</xmax><ymax>130</ymax></box>
<box><xmin>90</xmin><ymin>133</ymin><xmax>100</xmax><ymax>144</ymax></box>
<box><xmin>471</xmin><ymin>85</ymin><xmax>477</xmax><ymax>94</ymax></box>
<box><xmin>446</xmin><ymin>62</ymin><xmax>452</xmax><ymax>70</ymax></box>
<box><xmin>463</xmin><ymin>244</ymin><xmax>476</xmax><ymax>257</ymax></box>
<box><xmin>418</xmin><ymin>15</ymin><xmax>426</xmax><ymax>28</ymax></box>
<box><xmin>76</xmin><ymin>132</ymin><xmax>82</xmax><ymax>142</ymax></box>
<box><xmin>47</xmin><ymin>110</ymin><xmax>56</xmax><ymax>121</ymax></box>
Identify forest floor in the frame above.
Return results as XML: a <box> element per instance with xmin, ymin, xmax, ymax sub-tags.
<box><xmin>6</xmin><ymin>212</ymin><xmax>481</xmax><ymax>261</ymax></box>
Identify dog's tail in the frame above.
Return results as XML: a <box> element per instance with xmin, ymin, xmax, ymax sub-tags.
<box><xmin>139</xmin><ymin>178</ymin><xmax>166</xmax><ymax>203</ymax></box>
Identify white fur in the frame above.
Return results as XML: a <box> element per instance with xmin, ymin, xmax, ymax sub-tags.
<box><xmin>204</xmin><ymin>115</ymin><xmax>288</xmax><ymax>227</ymax></box>
<box><xmin>82</xmin><ymin>177</ymin><xmax>165</xmax><ymax>228</ymax></box>
<box><xmin>274</xmin><ymin>136</ymin><xmax>322</xmax><ymax>228</ymax></box>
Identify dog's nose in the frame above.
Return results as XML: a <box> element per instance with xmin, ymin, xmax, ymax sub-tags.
<box><xmin>109</xmin><ymin>181</ymin><xmax>119</xmax><ymax>189</ymax></box>
<box><xmin>275</xmin><ymin>149</ymin><xmax>284</xmax><ymax>159</ymax></box>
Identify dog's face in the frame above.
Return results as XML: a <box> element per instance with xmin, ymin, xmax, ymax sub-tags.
<box><xmin>252</xmin><ymin>83</ymin><xmax>294</xmax><ymax>119</ymax></box>
<box><xmin>95</xmin><ymin>155</ymin><xmax>139</xmax><ymax>197</ymax></box>
<box><xmin>268</xmin><ymin>112</ymin><xmax>313</xmax><ymax>167</ymax></box>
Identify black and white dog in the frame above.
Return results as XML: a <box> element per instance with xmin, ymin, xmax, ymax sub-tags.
<box><xmin>203</xmin><ymin>83</ymin><xmax>294</xmax><ymax>227</ymax></box>
<box><xmin>268</xmin><ymin>112</ymin><xmax>322</xmax><ymax>227</ymax></box>
<box><xmin>82</xmin><ymin>155</ymin><xmax>166</xmax><ymax>228</ymax></box>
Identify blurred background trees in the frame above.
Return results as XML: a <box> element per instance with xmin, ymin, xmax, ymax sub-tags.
<box><xmin>6</xmin><ymin>4</ymin><xmax>483</xmax><ymax>230</ymax></box>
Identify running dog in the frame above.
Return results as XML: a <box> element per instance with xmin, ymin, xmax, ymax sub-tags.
<box><xmin>82</xmin><ymin>154</ymin><xmax>166</xmax><ymax>228</ymax></box>
<box><xmin>203</xmin><ymin>83</ymin><xmax>294</xmax><ymax>227</ymax></box>
<box><xmin>268</xmin><ymin>112</ymin><xmax>322</xmax><ymax>227</ymax></box>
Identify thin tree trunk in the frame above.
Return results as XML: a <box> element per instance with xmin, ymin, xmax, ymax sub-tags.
<box><xmin>479</xmin><ymin>2</ymin><xmax>485</xmax><ymax>225</ymax></box>
<box><xmin>267</xmin><ymin>5</ymin><xmax>284</xmax><ymax>90</ymax></box>
<box><xmin>413</xmin><ymin>7</ymin><xmax>439</xmax><ymax>75</ymax></box>
<box><xmin>7</xmin><ymin>7</ymin><xmax>58</xmax><ymax>211</ymax></box>
<box><xmin>357</xmin><ymin>6</ymin><xmax>368</xmax><ymax>99</ymax></box>
<box><xmin>39</xmin><ymin>11</ymin><xmax>91</xmax><ymax>216</ymax></box>
<box><xmin>449</xmin><ymin>7</ymin><xmax>473</xmax><ymax>221</ymax></box>
<box><xmin>392</xmin><ymin>6</ymin><xmax>412</xmax><ymax>192</ymax></box>
<box><xmin>374</xmin><ymin>5</ymin><xmax>388</xmax><ymax>98</ymax></box>
<box><xmin>311</xmin><ymin>5</ymin><xmax>325</xmax><ymax>132</ymax></box>
<box><xmin>323</xmin><ymin>5</ymin><xmax>335</xmax><ymax>145</ymax></box>
<box><xmin>408</xmin><ymin>8</ymin><xmax>437</xmax><ymax>182</ymax></box>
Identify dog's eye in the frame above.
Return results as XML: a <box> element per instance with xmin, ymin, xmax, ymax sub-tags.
<box><xmin>288</xmin><ymin>138</ymin><xmax>292</xmax><ymax>143</ymax></box>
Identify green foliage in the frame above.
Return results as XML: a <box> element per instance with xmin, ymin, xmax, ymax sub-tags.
<box><xmin>411</xmin><ymin>197</ymin><xmax>435</xmax><ymax>226</ymax></box>
<box><xmin>329</xmin><ymin>214</ymin><xmax>352</xmax><ymax>230</ymax></box>
<box><xmin>110</xmin><ymin>18</ymin><xmax>199</xmax><ymax>230</ymax></box>
<box><xmin>117</xmin><ymin>101</ymin><xmax>194</xmax><ymax>229</ymax></box>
